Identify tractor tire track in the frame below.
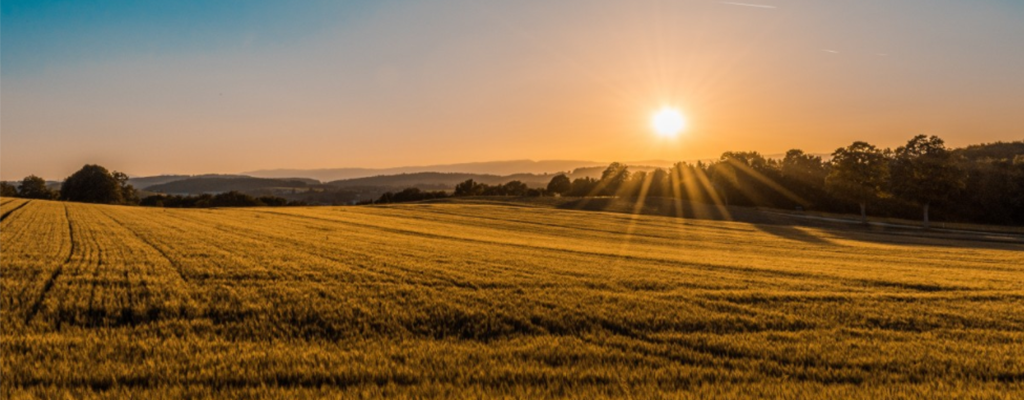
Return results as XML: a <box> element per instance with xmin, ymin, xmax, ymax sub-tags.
<box><xmin>0</xmin><ymin>200</ymin><xmax>32</xmax><ymax>223</ymax></box>
<box><xmin>154</xmin><ymin>209</ymin><xmax>403</xmax><ymax>283</ymax></box>
<box><xmin>23</xmin><ymin>204</ymin><xmax>74</xmax><ymax>325</ymax></box>
<box><xmin>98</xmin><ymin>208</ymin><xmax>191</xmax><ymax>284</ymax></box>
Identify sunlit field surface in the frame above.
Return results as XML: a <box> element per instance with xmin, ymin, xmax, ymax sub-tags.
<box><xmin>2</xmin><ymin>198</ymin><xmax>1023</xmax><ymax>398</ymax></box>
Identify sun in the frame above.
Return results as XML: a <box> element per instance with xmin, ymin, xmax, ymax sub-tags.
<box><xmin>651</xmin><ymin>107</ymin><xmax>686</xmax><ymax>138</ymax></box>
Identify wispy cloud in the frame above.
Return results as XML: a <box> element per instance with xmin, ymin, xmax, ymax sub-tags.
<box><xmin>719</xmin><ymin>2</ymin><xmax>777</xmax><ymax>9</ymax></box>
<box><xmin>822</xmin><ymin>49</ymin><xmax>839</xmax><ymax>54</ymax></box>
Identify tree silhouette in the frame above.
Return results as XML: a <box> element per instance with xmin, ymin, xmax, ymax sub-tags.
<box><xmin>502</xmin><ymin>181</ymin><xmax>528</xmax><ymax>196</ymax></box>
<box><xmin>1</xmin><ymin>182</ymin><xmax>18</xmax><ymax>197</ymax></box>
<box><xmin>568</xmin><ymin>177</ymin><xmax>598</xmax><ymax>197</ymax></box>
<box><xmin>112</xmin><ymin>171</ymin><xmax>140</xmax><ymax>205</ymax></box>
<box><xmin>826</xmin><ymin>142</ymin><xmax>889</xmax><ymax>224</ymax></box>
<box><xmin>647</xmin><ymin>168</ymin><xmax>670</xmax><ymax>198</ymax></box>
<box><xmin>61</xmin><ymin>165</ymin><xmax>124</xmax><ymax>204</ymax></box>
<box><xmin>599</xmin><ymin>162</ymin><xmax>630</xmax><ymax>196</ymax></box>
<box><xmin>889</xmin><ymin>135</ymin><xmax>965</xmax><ymax>228</ymax></box>
<box><xmin>709</xmin><ymin>161</ymin><xmax>737</xmax><ymax>206</ymax></box>
<box><xmin>454</xmin><ymin>179</ymin><xmax>482</xmax><ymax>196</ymax></box>
<box><xmin>546</xmin><ymin>174</ymin><xmax>571</xmax><ymax>196</ymax></box>
<box><xmin>781</xmin><ymin>149</ymin><xmax>826</xmax><ymax>185</ymax></box>
<box><xmin>781</xmin><ymin>149</ymin><xmax>828</xmax><ymax>208</ymax></box>
<box><xmin>17</xmin><ymin>175</ymin><xmax>55</xmax><ymax>199</ymax></box>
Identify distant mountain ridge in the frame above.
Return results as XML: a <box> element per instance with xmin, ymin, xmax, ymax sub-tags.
<box><xmin>128</xmin><ymin>174</ymin><xmax>250</xmax><ymax>189</ymax></box>
<box><xmin>240</xmin><ymin>157</ymin><xmax>834</xmax><ymax>182</ymax></box>
<box><xmin>129</xmin><ymin>154</ymin><xmax>842</xmax><ymax>198</ymax></box>
<box><xmin>244</xmin><ymin>160</ymin><xmax>612</xmax><ymax>182</ymax></box>
<box><xmin>145</xmin><ymin>177</ymin><xmax>315</xmax><ymax>195</ymax></box>
<box><xmin>327</xmin><ymin>172</ymin><xmax>559</xmax><ymax>191</ymax></box>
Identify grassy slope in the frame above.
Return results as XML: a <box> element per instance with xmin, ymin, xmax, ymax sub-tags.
<box><xmin>1</xmin><ymin>198</ymin><xmax>1023</xmax><ymax>398</ymax></box>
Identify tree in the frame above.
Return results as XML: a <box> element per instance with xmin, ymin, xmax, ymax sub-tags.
<box><xmin>621</xmin><ymin>171</ymin><xmax>647</xmax><ymax>198</ymax></box>
<box><xmin>376</xmin><ymin>188</ymin><xmax>447</xmax><ymax>204</ymax></box>
<box><xmin>568</xmin><ymin>177</ymin><xmax>598</xmax><ymax>197</ymax></box>
<box><xmin>112</xmin><ymin>171</ymin><xmax>140</xmax><ymax>205</ymax></box>
<box><xmin>670</xmin><ymin>162</ymin><xmax>714</xmax><ymax>203</ymax></box>
<box><xmin>209</xmin><ymin>191</ymin><xmax>262</xmax><ymax>207</ymax></box>
<box><xmin>825</xmin><ymin>141</ymin><xmax>889</xmax><ymax>224</ymax></box>
<box><xmin>781</xmin><ymin>149</ymin><xmax>826</xmax><ymax>184</ymax></box>
<box><xmin>454</xmin><ymin>179</ymin><xmax>482</xmax><ymax>196</ymax></box>
<box><xmin>781</xmin><ymin>149</ymin><xmax>828</xmax><ymax>208</ymax></box>
<box><xmin>61</xmin><ymin>165</ymin><xmax>123</xmax><ymax>204</ymax></box>
<box><xmin>17</xmin><ymin>175</ymin><xmax>55</xmax><ymax>199</ymax></box>
<box><xmin>599</xmin><ymin>162</ymin><xmax>630</xmax><ymax>196</ymax></box>
<box><xmin>889</xmin><ymin>135</ymin><xmax>965</xmax><ymax>228</ymax></box>
<box><xmin>708</xmin><ymin>161</ymin><xmax>738</xmax><ymax>206</ymax></box>
<box><xmin>647</xmin><ymin>168</ymin><xmax>670</xmax><ymax>198</ymax></box>
<box><xmin>502</xmin><ymin>181</ymin><xmax>528</xmax><ymax>196</ymax></box>
<box><xmin>1</xmin><ymin>182</ymin><xmax>18</xmax><ymax>197</ymax></box>
<box><xmin>140</xmin><ymin>195</ymin><xmax>166</xmax><ymax>207</ymax></box>
<box><xmin>546</xmin><ymin>174</ymin><xmax>571</xmax><ymax>196</ymax></box>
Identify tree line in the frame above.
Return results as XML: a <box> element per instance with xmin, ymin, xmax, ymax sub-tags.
<box><xmin>5</xmin><ymin>136</ymin><xmax>1022</xmax><ymax>225</ymax></box>
<box><xmin>2</xmin><ymin>164</ymin><xmax>296</xmax><ymax>208</ymax></box>
<box><xmin>375</xmin><ymin>136</ymin><xmax>1024</xmax><ymax>227</ymax></box>
<box><xmin>139</xmin><ymin>192</ymin><xmax>301</xmax><ymax>208</ymax></box>
<box><xmin>2</xmin><ymin>165</ymin><xmax>139</xmax><ymax>204</ymax></box>
<box><xmin>367</xmin><ymin>179</ymin><xmax>550</xmax><ymax>204</ymax></box>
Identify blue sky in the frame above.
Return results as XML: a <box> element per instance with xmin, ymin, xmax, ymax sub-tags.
<box><xmin>1</xmin><ymin>0</ymin><xmax>375</xmax><ymax>75</ymax></box>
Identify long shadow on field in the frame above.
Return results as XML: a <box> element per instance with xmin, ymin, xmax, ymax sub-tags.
<box><xmin>823</xmin><ymin>226</ymin><xmax>1024</xmax><ymax>251</ymax></box>
<box><xmin>752</xmin><ymin>224</ymin><xmax>832</xmax><ymax>245</ymax></box>
<box><xmin>551</xmin><ymin>197</ymin><xmax>1024</xmax><ymax>250</ymax></box>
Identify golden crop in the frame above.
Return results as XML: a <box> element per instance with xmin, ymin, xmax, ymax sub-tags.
<box><xmin>1</xmin><ymin>198</ymin><xmax>1023</xmax><ymax>399</ymax></box>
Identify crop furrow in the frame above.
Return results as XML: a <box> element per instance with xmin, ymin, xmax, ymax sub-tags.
<box><xmin>254</xmin><ymin>209</ymin><xmax>844</xmax><ymax>283</ymax></box>
<box><xmin>99</xmin><ymin>208</ymin><xmax>192</xmax><ymax>284</ymax></box>
<box><xmin>151</xmin><ymin>209</ymin><xmax>405</xmax><ymax>282</ymax></box>
<box><xmin>0</xmin><ymin>200</ymin><xmax>32</xmax><ymax>222</ymax></box>
<box><xmin>23</xmin><ymin>204</ymin><xmax>75</xmax><ymax>326</ymax></box>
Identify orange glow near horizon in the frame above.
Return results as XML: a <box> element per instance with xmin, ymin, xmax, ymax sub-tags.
<box><xmin>2</xmin><ymin>1</ymin><xmax>1023</xmax><ymax>180</ymax></box>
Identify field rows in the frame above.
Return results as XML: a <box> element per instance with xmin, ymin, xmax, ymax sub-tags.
<box><xmin>2</xmin><ymin>199</ymin><xmax>1023</xmax><ymax>398</ymax></box>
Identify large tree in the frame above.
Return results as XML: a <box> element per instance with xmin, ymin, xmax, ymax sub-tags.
<box><xmin>709</xmin><ymin>152</ymin><xmax>774</xmax><ymax>207</ymax></box>
<box><xmin>17</xmin><ymin>175</ymin><xmax>55</xmax><ymax>199</ymax></box>
<box><xmin>112</xmin><ymin>171</ymin><xmax>140</xmax><ymax>205</ymax></box>
<box><xmin>781</xmin><ymin>149</ymin><xmax>827</xmax><ymax>186</ymax></box>
<box><xmin>647</xmin><ymin>168</ymin><xmax>670</xmax><ymax>198</ymax></box>
<box><xmin>599</xmin><ymin>162</ymin><xmax>630</xmax><ymax>196</ymax></box>
<box><xmin>568</xmin><ymin>177</ymin><xmax>598</xmax><ymax>197</ymax></box>
<box><xmin>825</xmin><ymin>141</ymin><xmax>889</xmax><ymax>224</ymax></box>
<box><xmin>781</xmin><ymin>149</ymin><xmax>829</xmax><ymax>208</ymax></box>
<box><xmin>0</xmin><ymin>182</ymin><xmax>18</xmax><ymax>197</ymax></box>
<box><xmin>546</xmin><ymin>174</ymin><xmax>571</xmax><ymax>196</ymax></box>
<box><xmin>889</xmin><ymin>135</ymin><xmax>965</xmax><ymax>228</ymax></box>
<box><xmin>61</xmin><ymin>164</ymin><xmax>124</xmax><ymax>204</ymax></box>
<box><xmin>502</xmin><ymin>180</ymin><xmax>529</xmax><ymax>197</ymax></box>
<box><xmin>454</xmin><ymin>179</ymin><xmax>482</xmax><ymax>196</ymax></box>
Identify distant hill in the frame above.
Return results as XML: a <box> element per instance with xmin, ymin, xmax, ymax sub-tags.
<box><xmin>324</xmin><ymin>164</ymin><xmax>716</xmax><ymax>194</ymax></box>
<box><xmin>327</xmin><ymin>172</ymin><xmax>560</xmax><ymax>191</ymax></box>
<box><xmin>128</xmin><ymin>175</ymin><xmax>193</xmax><ymax>189</ymax></box>
<box><xmin>127</xmin><ymin>174</ymin><xmax>273</xmax><ymax>189</ymax></box>
<box><xmin>146</xmin><ymin>177</ymin><xmax>313</xmax><ymax>195</ymax></box>
<box><xmin>245</xmin><ymin>160</ymin><xmax>609</xmax><ymax>182</ymax></box>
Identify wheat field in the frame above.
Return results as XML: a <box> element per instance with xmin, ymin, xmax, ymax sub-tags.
<box><xmin>1</xmin><ymin>197</ymin><xmax>1022</xmax><ymax>399</ymax></box>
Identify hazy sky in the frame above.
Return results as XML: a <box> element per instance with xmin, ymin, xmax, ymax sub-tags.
<box><xmin>3</xmin><ymin>0</ymin><xmax>1023</xmax><ymax>179</ymax></box>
